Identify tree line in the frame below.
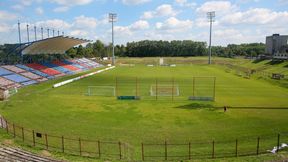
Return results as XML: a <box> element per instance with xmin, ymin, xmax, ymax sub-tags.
<box><xmin>0</xmin><ymin>40</ymin><xmax>266</xmax><ymax>64</ymax></box>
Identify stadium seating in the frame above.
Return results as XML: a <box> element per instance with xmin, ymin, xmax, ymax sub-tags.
<box><xmin>2</xmin><ymin>65</ymin><xmax>26</xmax><ymax>73</ymax></box>
<box><xmin>26</xmin><ymin>63</ymin><xmax>62</xmax><ymax>76</ymax></box>
<box><xmin>20</xmin><ymin>72</ymin><xmax>42</xmax><ymax>80</ymax></box>
<box><xmin>42</xmin><ymin>62</ymin><xmax>74</xmax><ymax>75</ymax></box>
<box><xmin>0</xmin><ymin>77</ymin><xmax>16</xmax><ymax>87</ymax></box>
<box><xmin>0</xmin><ymin>67</ymin><xmax>13</xmax><ymax>76</ymax></box>
<box><xmin>3</xmin><ymin>74</ymin><xmax>31</xmax><ymax>83</ymax></box>
<box><xmin>0</xmin><ymin>58</ymin><xmax>102</xmax><ymax>91</ymax></box>
<box><xmin>21</xmin><ymin>80</ymin><xmax>38</xmax><ymax>86</ymax></box>
<box><xmin>62</xmin><ymin>60</ymin><xmax>87</xmax><ymax>70</ymax></box>
<box><xmin>52</xmin><ymin>60</ymin><xmax>80</xmax><ymax>71</ymax></box>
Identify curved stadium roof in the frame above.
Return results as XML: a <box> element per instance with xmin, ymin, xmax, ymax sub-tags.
<box><xmin>21</xmin><ymin>36</ymin><xmax>90</xmax><ymax>55</ymax></box>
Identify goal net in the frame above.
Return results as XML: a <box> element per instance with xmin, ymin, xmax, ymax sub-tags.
<box><xmin>87</xmin><ymin>86</ymin><xmax>115</xmax><ymax>96</ymax></box>
<box><xmin>150</xmin><ymin>84</ymin><xmax>179</xmax><ymax>96</ymax></box>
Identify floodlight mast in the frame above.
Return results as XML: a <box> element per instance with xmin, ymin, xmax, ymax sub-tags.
<box><xmin>207</xmin><ymin>11</ymin><xmax>215</xmax><ymax>65</ymax></box>
<box><xmin>109</xmin><ymin>13</ymin><xmax>117</xmax><ymax>65</ymax></box>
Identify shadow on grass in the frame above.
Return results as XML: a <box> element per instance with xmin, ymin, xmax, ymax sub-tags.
<box><xmin>252</xmin><ymin>59</ymin><xmax>265</xmax><ymax>64</ymax></box>
<box><xmin>265</xmin><ymin>60</ymin><xmax>284</xmax><ymax>65</ymax></box>
<box><xmin>229</xmin><ymin>106</ymin><xmax>288</xmax><ymax>110</ymax></box>
<box><xmin>175</xmin><ymin>103</ymin><xmax>214</xmax><ymax>110</ymax></box>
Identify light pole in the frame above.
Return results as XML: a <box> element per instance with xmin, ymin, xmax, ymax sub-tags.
<box><xmin>207</xmin><ymin>11</ymin><xmax>215</xmax><ymax>65</ymax></box>
<box><xmin>109</xmin><ymin>13</ymin><xmax>117</xmax><ymax>65</ymax></box>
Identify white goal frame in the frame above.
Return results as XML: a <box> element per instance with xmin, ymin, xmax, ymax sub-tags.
<box><xmin>87</xmin><ymin>86</ymin><xmax>115</xmax><ymax>96</ymax></box>
<box><xmin>150</xmin><ymin>84</ymin><xmax>180</xmax><ymax>96</ymax></box>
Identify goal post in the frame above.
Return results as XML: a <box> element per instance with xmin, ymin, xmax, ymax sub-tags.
<box><xmin>86</xmin><ymin>86</ymin><xmax>115</xmax><ymax>96</ymax></box>
<box><xmin>150</xmin><ymin>84</ymin><xmax>179</xmax><ymax>97</ymax></box>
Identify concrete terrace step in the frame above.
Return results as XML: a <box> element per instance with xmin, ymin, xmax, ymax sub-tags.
<box><xmin>0</xmin><ymin>145</ymin><xmax>65</xmax><ymax>162</ymax></box>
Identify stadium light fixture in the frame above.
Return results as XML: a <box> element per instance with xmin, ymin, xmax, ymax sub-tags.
<box><xmin>17</xmin><ymin>21</ymin><xmax>21</xmax><ymax>45</ymax></box>
<box><xmin>26</xmin><ymin>24</ymin><xmax>30</xmax><ymax>43</ymax></box>
<box><xmin>109</xmin><ymin>13</ymin><xmax>117</xmax><ymax>65</ymax></box>
<box><xmin>207</xmin><ymin>11</ymin><xmax>215</xmax><ymax>65</ymax></box>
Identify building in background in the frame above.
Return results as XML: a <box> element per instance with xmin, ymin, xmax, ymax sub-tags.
<box><xmin>266</xmin><ymin>34</ymin><xmax>288</xmax><ymax>60</ymax></box>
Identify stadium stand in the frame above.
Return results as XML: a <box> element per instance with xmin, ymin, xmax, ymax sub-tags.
<box><xmin>42</xmin><ymin>62</ymin><xmax>74</xmax><ymax>75</ymax></box>
<box><xmin>0</xmin><ymin>77</ymin><xmax>16</xmax><ymax>87</ymax></box>
<box><xmin>0</xmin><ymin>68</ymin><xmax>13</xmax><ymax>76</ymax></box>
<box><xmin>20</xmin><ymin>72</ymin><xmax>42</xmax><ymax>80</ymax></box>
<box><xmin>2</xmin><ymin>65</ymin><xmax>26</xmax><ymax>73</ymax></box>
<box><xmin>26</xmin><ymin>63</ymin><xmax>62</xmax><ymax>76</ymax></box>
<box><xmin>52</xmin><ymin>60</ymin><xmax>80</xmax><ymax>71</ymax></box>
<box><xmin>16</xmin><ymin>64</ymin><xmax>52</xmax><ymax>78</ymax></box>
<box><xmin>62</xmin><ymin>60</ymin><xmax>87</xmax><ymax>70</ymax></box>
<box><xmin>0</xmin><ymin>58</ymin><xmax>102</xmax><ymax>94</ymax></box>
<box><xmin>3</xmin><ymin>74</ymin><xmax>31</xmax><ymax>83</ymax></box>
<box><xmin>21</xmin><ymin>80</ymin><xmax>38</xmax><ymax>86</ymax></box>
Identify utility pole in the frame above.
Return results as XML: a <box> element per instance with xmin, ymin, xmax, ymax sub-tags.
<box><xmin>207</xmin><ymin>11</ymin><xmax>215</xmax><ymax>65</ymax></box>
<box><xmin>109</xmin><ymin>13</ymin><xmax>117</xmax><ymax>65</ymax></box>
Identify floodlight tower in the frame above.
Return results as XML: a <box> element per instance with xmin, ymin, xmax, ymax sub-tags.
<box><xmin>207</xmin><ymin>11</ymin><xmax>215</xmax><ymax>65</ymax></box>
<box><xmin>109</xmin><ymin>13</ymin><xmax>117</xmax><ymax>65</ymax></box>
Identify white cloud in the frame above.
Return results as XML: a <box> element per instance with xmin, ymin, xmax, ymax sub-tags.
<box><xmin>70</xmin><ymin>29</ymin><xmax>89</xmax><ymax>37</ymax></box>
<box><xmin>141</xmin><ymin>4</ymin><xmax>179</xmax><ymax>19</ymax></box>
<box><xmin>121</xmin><ymin>0</ymin><xmax>151</xmax><ymax>5</ymax></box>
<box><xmin>221</xmin><ymin>8</ymin><xmax>288</xmax><ymax>25</ymax></box>
<box><xmin>175</xmin><ymin>0</ymin><xmax>197</xmax><ymax>8</ymax></box>
<box><xmin>130</xmin><ymin>20</ymin><xmax>149</xmax><ymax>30</ymax></box>
<box><xmin>49</xmin><ymin>0</ymin><xmax>93</xmax><ymax>6</ymax></box>
<box><xmin>50</xmin><ymin>0</ymin><xmax>94</xmax><ymax>12</ymax></box>
<box><xmin>35</xmin><ymin>7</ymin><xmax>44</xmax><ymax>15</ymax></box>
<box><xmin>155</xmin><ymin>17</ymin><xmax>193</xmax><ymax>32</ymax></box>
<box><xmin>196</xmin><ymin>1</ymin><xmax>237</xmax><ymax>15</ymax></box>
<box><xmin>0</xmin><ymin>11</ymin><xmax>17</xmax><ymax>21</ymax></box>
<box><xmin>0</xmin><ymin>23</ymin><xmax>10</xmax><ymax>33</ymax></box>
<box><xmin>35</xmin><ymin>19</ymin><xmax>71</xmax><ymax>29</ymax></box>
<box><xmin>53</xmin><ymin>6</ymin><xmax>69</xmax><ymax>12</ymax></box>
<box><xmin>73</xmin><ymin>15</ymin><xmax>97</xmax><ymax>29</ymax></box>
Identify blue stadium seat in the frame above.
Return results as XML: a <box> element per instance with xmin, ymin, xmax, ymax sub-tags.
<box><xmin>16</xmin><ymin>64</ymin><xmax>51</xmax><ymax>78</ymax></box>
<box><xmin>62</xmin><ymin>60</ymin><xmax>87</xmax><ymax>70</ymax></box>
<box><xmin>42</xmin><ymin>62</ymin><xmax>74</xmax><ymax>75</ymax></box>
<box><xmin>0</xmin><ymin>67</ymin><xmax>13</xmax><ymax>76</ymax></box>
<box><xmin>4</xmin><ymin>74</ymin><xmax>31</xmax><ymax>83</ymax></box>
<box><xmin>22</xmin><ymin>80</ymin><xmax>38</xmax><ymax>86</ymax></box>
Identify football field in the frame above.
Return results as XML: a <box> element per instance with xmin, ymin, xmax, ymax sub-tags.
<box><xmin>1</xmin><ymin>62</ymin><xmax>288</xmax><ymax>160</ymax></box>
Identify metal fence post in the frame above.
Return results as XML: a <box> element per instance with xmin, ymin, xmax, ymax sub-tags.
<box><xmin>119</xmin><ymin>141</ymin><xmax>122</xmax><ymax>159</ymax></box>
<box><xmin>165</xmin><ymin>141</ymin><xmax>167</xmax><ymax>161</ymax></box>
<box><xmin>188</xmin><ymin>142</ymin><xmax>191</xmax><ymax>160</ymax></box>
<box><xmin>62</xmin><ymin>136</ymin><xmax>64</xmax><ymax>153</ymax></box>
<box><xmin>212</xmin><ymin>140</ymin><xmax>215</xmax><ymax>159</ymax></box>
<box><xmin>12</xmin><ymin>123</ymin><xmax>15</xmax><ymax>138</ymax></box>
<box><xmin>6</xmin><ymin>120</ymin><xmax>8</xmax><ymax>133</ymax></box>
<box><xmin>21</xmin><ymin>127</ymin><xmax>24</xmax><ymax>142</ymax></box>
<box><xmin>79</xmin><ymin>138</ymin><xmax>82</xmax><ymax>156</ymax></box>
<box><xmin>257</xmin><ymin>137</ymin><xmax>260</xmax><ymax>155</ymax></box>
<box><xmin>45</xmin><ymin>134</ymin><xmax>48</xmax><ymax>150</ymax></box>
<box><xmin>32</xmin><ymin>130</ymin><xmax>35</xmax><ymax>147</ymax></box>
<box><xmin>141</xmin><ymin>143</ymin><xmax>144</xmax><ymax>161</ymax></box>
<box><xmin>98</xmin><ymin>140</ymin><xmax>101</xmax><ymax>158</ymax></box>
<box><xmin>277</xmin><ymin>134</ymin><xmax>280</xmax><ymax>153</ymax></box>
<box><xmin>235</xmin><ymin>139</ymin><xmax>238</xmax><ymax>157</ymax></box>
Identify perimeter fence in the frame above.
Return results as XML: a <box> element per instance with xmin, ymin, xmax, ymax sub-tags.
<box><xmin>0</xmin><ymin>115</ymin><xmax>288</xmax><ymax>161</ymax></box>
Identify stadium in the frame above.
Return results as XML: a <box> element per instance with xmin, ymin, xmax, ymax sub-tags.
<box><xmin>0</xmin><ymin>1</ymin><xmax>288</xmax><ymax>162</ymax></box>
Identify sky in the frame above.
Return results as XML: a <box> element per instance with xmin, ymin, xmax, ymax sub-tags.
<box><xmin>0</xmin><ymin>0</ymin><xmax>287</xmax><ymax>46</ymax></box>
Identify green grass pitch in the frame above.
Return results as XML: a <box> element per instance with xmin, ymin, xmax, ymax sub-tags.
<box><xmin>0</xmin><ymin>59</ymin><xmax>288</xmax><ymax>160</ymax></box>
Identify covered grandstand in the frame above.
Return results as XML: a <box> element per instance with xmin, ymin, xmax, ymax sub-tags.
<box><xmin>0</xmin><ymin>35</ymin><xmax>103</xmax><ymax>99</ymax></box>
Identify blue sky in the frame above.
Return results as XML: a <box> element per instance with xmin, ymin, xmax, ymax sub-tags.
<box><xmin>0</xmin><ymin>0</ymin><xmax>287</xmax><ymax>46</ymax></box>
